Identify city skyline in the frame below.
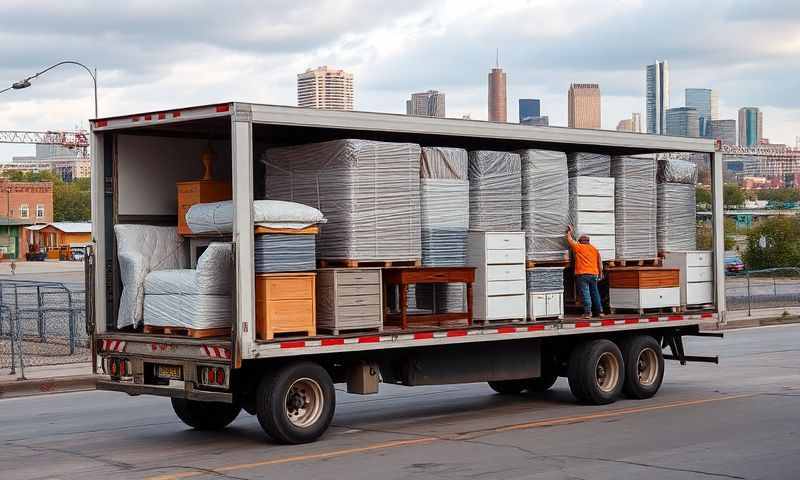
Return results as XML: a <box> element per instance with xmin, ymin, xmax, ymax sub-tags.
<box><xmin>406</xmin><ymin>90</ymin><xmax>446</xmax><ymax>117</ymax></box>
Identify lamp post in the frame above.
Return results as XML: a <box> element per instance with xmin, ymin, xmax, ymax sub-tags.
<box><xmin>4</xmin><ymin>61</ymin><xmax>98</xmax><ymax>118</ymax></box>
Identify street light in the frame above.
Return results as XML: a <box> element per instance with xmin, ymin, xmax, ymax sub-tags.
<box><xmin>3</xmin><ymin>61</ymin><xmax>98</xmax><ymax>118</ymax></box>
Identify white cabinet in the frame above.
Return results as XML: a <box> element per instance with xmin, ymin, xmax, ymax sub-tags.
<box><xmin>569</xmin><ymin>176</ymin><xmax>616</xmax><ymax>261</ymax></box>
<box><xmin>609</xmin><ymin>287</ymin><xmax>680</xmax><ymax>311</ymax></box>
<box><xmin>527</xmin><ymin>291</ymin><xmax>564</xmax><ymax>320</ymax></box>
<box><xmin>662</xmin><ymin>251</ymin><xmax>714</xmax><ymax>306</ymax></box>
<box><xmin>467</xmin><ymin>231</ymin><xmax>527</xmax><ymax>322</ymax></box>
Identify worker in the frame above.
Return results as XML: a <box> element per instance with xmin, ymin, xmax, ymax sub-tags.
<box><xmin>565</xmin><ymin>225</ymin><xmax>604</xmax><ymax>319</ymax></box>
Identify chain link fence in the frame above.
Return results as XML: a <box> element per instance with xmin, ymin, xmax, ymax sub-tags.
<box><xmin>726</xmin><ymin>267</ymin><xmax>800</xmax><ymax>314</ymax></box>
<box><xmin>0</xmin><ymin>280</ymin><xmax>89</xmax><ymax>379</ymax></box>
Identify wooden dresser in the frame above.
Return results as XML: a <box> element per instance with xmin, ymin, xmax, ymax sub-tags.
<box><xmin>316</xmin><ymin>268</ymin><xmax>383</xmax><ymax>335</ymax></box>
<box><xmin>255</xmin><ymin>273</ymin><xmax>316</xmax><ymax>340</ymax></box>
<box><xmin>608</xmin><ymin>267</ymin><xmax>680</xmax><ymax>313</ymax></box>
<box><xmin>176</xmin><ymin>180</ymin><xmax>232</xmax><ymax>235</ymax></box>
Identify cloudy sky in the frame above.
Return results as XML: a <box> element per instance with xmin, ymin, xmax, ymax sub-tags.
<box><xmin>1</xmin><ymin>0</ymin><xmax>799</xmax><ymax>159</ymax></box>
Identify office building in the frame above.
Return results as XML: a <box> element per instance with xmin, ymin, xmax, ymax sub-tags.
<box><xmin>519</xmin><ymin>99</ymin><xmax>541</xmax><ymax>122</ymax></box>
<box><xmin>685</xmin><ymin>88</ymin><xmax>719</xmax><ymax>137</ymax></box>
<box><xmin>487</xmin><ymin>65</ymin><xmax>507</xmax><ymax>122</ymax></box>
<box><xmin>738</xmin><ymin>107</ymin><xmax>764</xmax><ymax>147</ymax></box>
<box><xmin>666</xmin><ymin>107</ymin><xmax>700</xmax><ymax>137</ymax></box>
<box><xmin>616</xmin><ymin>113</ymin><xmax>642</xmax><ymax>133</ymax></box>
<box><xmin>709</xmin><ymin>119</ymin><xmax>737</xmax><ymax>145</ymax></box>
<box><xmin>406</xmin><ymin>90</ymin><xmax>445</xmax><ymax>117</ymax></box>
<box><xmin>567</xmin><ymin>83</ymin><xmax>601</xmax><ymax>129</ymax></box>
<box><xmin>646</xmin><ymin>61</ymin><xmax>669</xmax><ymax>134</ymax></box>
<box><xmin>297</xmin><ymin>66</ymin><xmax>354</xmax><ymax>111</ymax></box>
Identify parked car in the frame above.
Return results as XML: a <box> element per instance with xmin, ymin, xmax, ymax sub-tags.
<box><xmin>725</xmin><ymin>255</ymin><xmax>745</xmax><ymax>274</ymax></box>
<box><xmin>70</xmin><ymin>247</ymin><xmax>86</xmax><ymax>262</ymax></box>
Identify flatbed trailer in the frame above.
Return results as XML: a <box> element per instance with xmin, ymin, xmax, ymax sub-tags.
<box><xmin>90</xmin><ymin>102</ymin><xmax>726</xmax><ymax>444</ymax></box>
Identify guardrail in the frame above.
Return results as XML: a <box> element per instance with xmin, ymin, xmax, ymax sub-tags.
<box><xmin>726</xmin><ymin>267</ymin><xmax>800</xmax><ymax>316</ymax></box>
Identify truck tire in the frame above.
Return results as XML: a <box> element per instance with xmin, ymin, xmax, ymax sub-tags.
<box><xmin>171</xmin><ymin>398</ymin><xmax>241</xmax><ymax>430</ymax></box>
<box><xmin>567</xmin><ymin>339</ymin><xmax>624</xmax><ymax>405</ymax></box>
<box><xmin>488</xmin><ymin>379</ymin><xmax>526</xmax><ymax>395</ymax></box>
<box><xmin>619</xmin><ymin>335</ymin><xmax>664</xmax><ymax>399</ymax></box>
<box><xmin>524</xmin><ymin>373</ymin><xmax>558</xmax><ymax>393</ymax></box>
<box><xmin>256</xmin><ymin>362</ymin><xmax>336</xmax><ymax>444</ymax></box>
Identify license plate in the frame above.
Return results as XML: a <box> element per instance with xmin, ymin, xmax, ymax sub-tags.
<box><xmin>157</xmin><ymin>364</ymin><xmax>182</xmax><ymax>380</ymax></box>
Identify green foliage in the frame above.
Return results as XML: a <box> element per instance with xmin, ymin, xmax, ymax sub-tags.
<box><xmin>755</xmin><ymin>188</ymin><xmax>800</xmax><ymax>204</ymax></box>
<box><xmin>696</xmin><ymin>187</ymin><xmax>711</xmax><ymax>208</ymax></box>
<box><xmin>696</xmin><ymin>218</ymin><xmax>736</xmax><ymax>251</ymax></box>
<box><xmin>724</xmin><ymin>184</ymin><xmax>745</xmax><ymax>207</ymax></box>
<box><xmin>743</xmin><ymin>216</ymin><xmax>800</xmax><ymax>270</ymax></box>
<box><xmin>6</xmin><ymin>170</ymin><xmax>62</xmax><ymax>184</ymax></box>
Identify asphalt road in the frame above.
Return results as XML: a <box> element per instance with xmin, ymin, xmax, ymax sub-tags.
<box><xmin>1</xmin><ymin>325</ymin><xmax>799</xmax><ymax>480</ymax></box>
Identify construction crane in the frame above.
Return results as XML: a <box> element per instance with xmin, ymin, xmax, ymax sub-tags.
<box><xmin>0</xmin><ymin>130</ymin><xmax>89</xmax><ymax>156</ymax></box>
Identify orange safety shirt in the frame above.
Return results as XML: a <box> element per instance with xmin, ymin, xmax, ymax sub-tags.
<box><xmin>567</xmin><ymin>237</ymin><xmax>600</xmax><ymax>276</ymax></box>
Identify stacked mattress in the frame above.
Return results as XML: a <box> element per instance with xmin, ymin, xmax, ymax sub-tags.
<box><xmin>526</xmin><ymin>267</ymin><xmax>565</xmax><ymax>293</ymax></box>
<box><xmin>568</xmin><ymin>152</ymin><xmax>611</xmax><ymax>177</ymax></box>
<box><xmin>612</xmin><ymin>155</ymin><xmax>657</xmax><ymax>260</ymax></box>
<box><xmin>569</xmin><ymin>176</ymin><xmax>616</xmax><ymax>261</ymax></box>
<box><xmin>657</xmin><ymin>159</ymin><xmax>697</xmax><ymax>252</ymax></box>
<box><xmin>468</xmin><ymin>150</ymin><xmax>522</xmax><ymax>231</ymax></box>
<box><xmin>254</xmin><ymin>234</ymin><xmax>317</xmax><ymax>273</ymax></box>
<box><xmin>262</xmin><ymin>139</ymin><xmax>421</xmax><ymax>261</ymax></box>
<box><xmin>519</xmin><ymin>149</ymin><xmax>569</xmax><ymax>262</ymax></box>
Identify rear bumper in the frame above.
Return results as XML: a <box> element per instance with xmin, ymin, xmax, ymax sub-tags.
<box><xmin>97</xmin><ymin>379</ymin><xmax>233</xmax><ymax>403</ymax></box>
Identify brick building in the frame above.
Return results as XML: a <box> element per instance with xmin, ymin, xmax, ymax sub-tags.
<box><xmin>0</xmin><ymin>179</ymin><xmax>54</xmax><ymax>259</ymax></box>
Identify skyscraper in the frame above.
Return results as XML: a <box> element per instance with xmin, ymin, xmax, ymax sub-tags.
<box><xmin>738</xmin><ymin>107</ymin><xmax>764</xmax><ymax>147</ymax></box>
<box><xmin>665</xmin><ymin>107</ymin><xmax>700</xmax><ymax>137</ymax></box>
<box><xmin>632</xmin><ymin>112</ymin><xmax>642</xmax><ymax>133</ymax></box>
<box><xmin>646</xmin><ymin>61</ymin><xmax>669</xmax><ymax>134</ymax></box>
<box><xmin>487</xmin><ymin>51</ymin><xmax>507</xmax><ymax>122</ymax></box>
<box><xmin>709</xmin><ymin>119</ymin><xmax>737</xmax><ymax>145</ymax></box>
<box><xmin>519</xmin><ymin>99</ymin><xmax>541</xmax><ymax>122</ymax></box>
<box><xmin>685</xmin><ymin>88</ymin><xmax>719</xmax><ymax>137</ymax></box>
<box><xmin>616</xmin><ymin>113</ymin><xmax>642</xmax><ymax>133</ymax></box>
<box><xmin>406</xmin><ymin>90</ymin><xmax>445</xmax><ymax>117</ymax></box>
<box><xmin>567</xmin><ymin>83</ymin><xmax>601</xmax><ymax>129</ymax></box>
<box><xmin>297</xmin><ymin>66</ymin><xmax>354</xmax><ymax>111</ymax></box>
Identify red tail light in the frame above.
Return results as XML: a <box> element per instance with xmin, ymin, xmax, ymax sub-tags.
<box><xmin>215</xmin><ymin>368</ymin><xmax>225</xmax><ymax>385</ymax></box>
<box><xmin>207</xmin><ymin>368</ymin><xmax>215</xmax><ymax>384</ymax></box>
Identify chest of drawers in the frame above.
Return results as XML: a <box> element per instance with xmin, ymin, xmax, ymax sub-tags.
<box><xmin>176</xmin><ymin>180</ymin><xmax>232</xmax><ymax>235</ymax></box>
<box><xmin>608</xmin><ymin>267</ymin><xmax>681</xmax><ymax>313</ymax></box>
<box><xmin>316</xmin><ymin>268</ymin><xmax>383</xmax><ymax>335</ymax></box>
<box><xmin>255</xmin><ymin>273</ymin><xmax>316</xmax><ymax>341</ymax></box>
<box><xmin>467</xmin><ymin>231</ymin><xmax>527</xmax><ymax>322</ymax></box>
<box><xmin>662</xmin><ymin>251</ymin><xmax>714</xmax><ymax>306</ymax></box>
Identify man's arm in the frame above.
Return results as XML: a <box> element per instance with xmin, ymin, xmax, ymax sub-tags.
<box><xmin>565</xmin><ymin>226</ymin><xmax>577</xmax><ymax>247</ymax></box>
<box><xmin>596</xmin><ymin>251</ymin><xmax>604</xmax><ymax>279</ymax></box>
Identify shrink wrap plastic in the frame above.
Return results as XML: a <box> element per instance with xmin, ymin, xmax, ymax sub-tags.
<box><xmin>568</xmin><ymin>152</ymin><xmax>611</xmax><ymax>177</ymax></box>
<box><xmin>254</xmin><ymin>234</ymin><xmax>316</xmax><ymax>273</ymax></box>
<box><xmin>468</xmin><ymin>151</ymin><xmax>522</xmax><ymax>231</ymax></box>
<box><xmin>612</xmin><ymin>156</ymin><xmax>658</xmax><ymax>259</ymax></box>
<box><xmin>657</xmin><ymin>159</ymin><xmax>698</xmax><ymax>184</ymax></box>
<box><xmin>657</xmin><ymin>183</ymin><xmax>697</xmax><ymax>251</ymax></box>
<box><xmin>526</xmin><ymin>267</ymin><xmax>565</xmax><ymax>293</ymax></box>
<box><xmin>519</xmin><ymin>149</ymin><xmax>569</xmax><ymax>262</ymax></box>
<box><xmin>186</xmin><ymin>200</ymin><xmax>326</xmax><ymax>234</ymax></box>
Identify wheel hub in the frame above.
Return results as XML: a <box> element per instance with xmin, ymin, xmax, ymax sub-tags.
<box><xmin>284</xmin><ymin>378</ymin><xmax>324</xmax><ymax>428</ymax></box>
<box><xmin>595</xmin><ymin>352</ymin><xmax>620</xmax><ymax>393</ymax></box>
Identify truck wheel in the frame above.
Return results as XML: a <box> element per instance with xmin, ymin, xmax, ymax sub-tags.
<box><xmin>256</xmin><ymin>362</ymin><xmax>335</xmax><ymax>444</ymax></box>
<box><xmin>567</xmin><ymin>339</ymin><xmax>624</xmax><ymax>405</ymax></box>
<box><xmin>171</xmin><ymin>398</ymin><xmax>241</xmax><ymax>430</ymax></box>
<box><xmin>620</xmin><ymin>335</ymin><xmax>664</xmax><ymax>399</ymax></box>
<box><xmin>524</xmin><ymin>373</ymin><xmax>558</xmax><ymax>393</ymax></box>
<box><xmin>488</xmin><ymin>379</ymin><xmax>526</xmax><ymax>395</ymax></box>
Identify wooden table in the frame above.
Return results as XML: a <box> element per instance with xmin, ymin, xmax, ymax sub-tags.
<box><xmin>382</xmin><ymin>266</ymin><xmax>475</xmax><ymax>329</ymax></box>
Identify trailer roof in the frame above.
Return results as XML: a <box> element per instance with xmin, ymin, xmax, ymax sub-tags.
<box><xmin>92</xmin><ymin>102</ymin><xmax>716</xmax><ymax>155</ymax></box>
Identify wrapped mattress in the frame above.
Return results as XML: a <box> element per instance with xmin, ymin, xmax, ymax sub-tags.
<box><xmin>612</xmin><ymin>156</ymin><xmax>657</xmax><ymax>260</ymax></box>
<box><xmin>567</xmin><ymin>152</ymin><xmax>611</xmax><ymax>177</ymax></box>
<box><xmin>185</xmin><ymin>199</ymin><xmax>326</xmax><ymax>235</ymax></box>
<box><xmin>254</xmin><ymin>234</ymin><xmax>316</xmax><ymax>273</ymax></box>
<box><xmin>526</xmin><ymin>267</ymin><xmax>565</xmax><ymax>293</ymax></box>
<box><xmin>468</xmin><ymin>150</ymin><xmax>522</xmax><ymax>231</ymax></box>
<box><xmin>569</xmin><ymin>176</ymin><xmax>616</xmax><ymax>261</ymax></box>
<box><xmin>519</xmin><ymin>149</ymin><xmax>569</xmax><ymax>262</ymax></box>
<box><xmin>657</xmin><ymin>183</ymin><xmax>697</xmax><ymax>251</ymax></box>
<box><xmin>263</xmin><ymin>139</ymin><xmax>421</xmax><ymax>261</ymax></box>
<box><xmin>657</xmin><ymin>159</ymin><xmax>698</xmax><ymax>184</ymax></box>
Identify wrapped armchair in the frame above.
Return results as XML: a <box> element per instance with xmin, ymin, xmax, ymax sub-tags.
<box><xmin>115</xmin><ymin>225</ymin><xmax>187</xmax><ymax>329</ymax></box>
<box><xmin>144</xmin><ymin>243</ymin><xmax>233</xmax><ymax>330</ymax></box>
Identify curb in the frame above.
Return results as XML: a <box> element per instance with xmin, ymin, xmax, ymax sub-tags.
<box><xmin>0</xmin><ymin>374</ymin><xmax>102</xmax><ymax>399</ymax></box>
<box><xmin>704</xmin><ymin>315</ymin><xmax>800</xmax><ymax>331</ymax></box>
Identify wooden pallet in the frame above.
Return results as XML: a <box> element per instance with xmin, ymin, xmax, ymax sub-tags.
<box><xmin>143</xmin><ymin>325</ymin><xmax>230</xmax><ymax>338</ymax></box>
<box><xmin>608</xmin><ymin>306</ymin><xmax>679</xmax><ymax>315</ymax></box>
<box><xmin>254</xmin><ymin>225</ymin><xmax>319</xmax><ymax>235</ymax></box>
<box><xmin>604</xmin><ymin>258</ymin><xmax>662</xmax><ymax>268</ymax></box>
<box><xmin>473</xmin><ymin>317</ymin><xmax>527</xmax><ymax>326</ymax></box>
<box><xmin>316</xmin><ymin>326</ymin><xmax>384</xmax><ymax>336</ymax></box>
<box><xmin>526</xmin><ymin>260</ymin><xmax>570</xmax><ymax>269</ymax></box>
<box><xmin>317</xmin><ymin>259</ymin><xmax>421</xmax><ymax>268</ymax></box>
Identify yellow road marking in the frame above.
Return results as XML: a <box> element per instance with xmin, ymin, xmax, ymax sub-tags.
<box><xmin>147</xmin><ymin>393</ymin><xmax>756</xmax><ymax>480</ymax></box>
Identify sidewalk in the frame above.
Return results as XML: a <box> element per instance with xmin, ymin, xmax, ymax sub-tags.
<box><xmin>710</xmin><ymin>306</ymin><xmax>800</xmax><ymax>330</ymax></box>
<box><xmin>0</xmin><ymin>362</ymin><xmax>102</xmax><ymax>399</ymax></box>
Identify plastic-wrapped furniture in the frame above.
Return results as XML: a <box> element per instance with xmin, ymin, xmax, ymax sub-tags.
<box><xmin>114</xmin><ymin>225</ymin><xmax>187</xmax><ymax>329</ymax></box>
<box><xmin>143</xmin><ymin>243</ymin><xmax>233</xmax><ymax>335</ymax></box>
<box><xmin>519</xmin><ymin>149</ymin><xmax>569</xmax><ymax>263</ymax></box>
<box><xmin>567</xmin><ymin>152</ymin><xmax>611</xmax><ymax>177</ymax></box>
<box><xmin>612</xmin><ymin>155</ymin><xmax>657</xmax><ymax>260</ymax></box>
<box><xmin>468</xmin><ymin>151</ymin><xmax>522</xmax><ymax>232</ymax></box>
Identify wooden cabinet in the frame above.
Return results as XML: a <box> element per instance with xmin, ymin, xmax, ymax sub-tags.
<box><xmin>316</xmin><ymin>268</ymin><xmax>383</xmax><ymax>335</ymax></box>
<box><xmin>662</xmin><ymin>251</ymin><xmax>714</xmax><ymax>307</ymax></box>
<box><xmin>176</xmin><ymin>180</ymin><xmax>232</xmax><ymax>235</ymax></box>
<box><xmin>467</xmin><ymin>231</ymin><xmax>527</xmax><ymax>322</ymax></box>
<box><xmin>255</xmin><ymin>273</ymin><xmax>316</xmax><ymax>341</ymax></box>
<box><xmin>608</xmin><ymin>267</ymin><xmax>680</xmax><ymax>313</ymax></box>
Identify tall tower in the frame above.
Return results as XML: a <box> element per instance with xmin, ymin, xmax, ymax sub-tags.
<box><xmin>487</xmin><ymin>50</ymin><xmax>507</xmax><ymax>122</ymax></box>
<box><xmin>685</xmin><ymin>88</ymin><xmax>718</xmax><ymax>137</ymax></box>
<box><xmin>738</xmin><ymin>107</ymin><xmax>764</xmax><ymax>147</ymax></box>
<box><xmin>646</xmin><ymin>61</ymin><xmax>669</xmax><ymax>134</ymax></box>
<box><xmin>297</xmin><ymin>66</ymin><xmax>354</xmax><ymax>111</ymax></box>
<box><xmin>567</xmin><ymin>83</ymin><xmax>601</xmax><ymax>129</ymax></box>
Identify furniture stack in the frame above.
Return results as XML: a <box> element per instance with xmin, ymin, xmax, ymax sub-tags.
<box><xmin>468</xmin><ymin>151</ymin><xmax>522</xmax><ymax>232</ymax></box>
<box><xmin>568</xmin><ymin>176</ymin><xmax>616</xmax><ymax>261</ymax></box>
<box><xmin>657</xmin><ymin>159</ymin><xmax>697</xmax><ymax>252</ymax></box>
<box><xmin>662</xmin><ymin>251</ymin><xmax>714</xmax><ymax>308</ymax></box>
<box><xmin>567</xmin><ymin>152</ymin><xmax>611</xmax><ymax>177</ymax></box>
<box><xmin>519</xmin><ymin>149</ymin><xmax>570</xmax><ymax>264</ymax></box>
<box><xmin>316</xmin><ymin>268</ymin><xmax>383</xmax><ymax>335</ymax></box>
<box><xmin>262</xmin><ymin>139</ymin><xmax>422</xmax><ymax>264</ymax></box>
<box><xmin>526</xmin><ymin>267</ymin><xmax>565</xmax><ymax>321</ymax></box>
<box><xmin>608</xmin><ymin>267</ymin><xmax>681</xmax><ymax>314</ymax></box>
<box><xmin>176</xmin><ymin>180</ymin><xmax>231</xmax><ymax>235</ymax></box>
<box><xmin>467</xmin><ymin>231</ymin><xmax>527</xmax><ymax>323</ymax></box>
<box><xmin>612</xmin><ymin>155</ymin><xmax>657</xmax><ymax>260</ymax></box>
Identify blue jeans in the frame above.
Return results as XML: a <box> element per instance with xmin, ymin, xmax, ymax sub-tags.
<box><xmin>576</xmin><ymin>274</ymin><xmax>603</xmax><ymax>315</ymax></box>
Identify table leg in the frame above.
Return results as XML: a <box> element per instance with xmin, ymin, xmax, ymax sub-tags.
<box><xmin>400</xmin><ymin>283</ymin><xmax>409</xmax><ymax>330</ymax></box>
<box><xmin>466</xmin><ymin>281</ymin><xmax>473</xmax><ymax>326</ymax></box>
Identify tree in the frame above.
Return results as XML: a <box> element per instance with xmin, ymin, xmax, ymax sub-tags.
<box><xmin>755</xmin><ymin>188</ymin><xmax>800</xmax><ymax>204</ymax></box>
<box><xmin>724</xmin><ymin>184</ymin><xmax>746</xmax><ymax>207</ymax></box>
<box><xmin>743</xmin><ymin>216</ymin><xmax>800</xmax><ymax>270</ymax></box>
<box><xmin>696</xmin><ymin>217</ymin><xmax>736</xmax><ymax>251</ymax></box>
<box><xmin>696</xmin><ymin>187</ymin><xmax>711</xmax><ymax>209</ymax></box>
